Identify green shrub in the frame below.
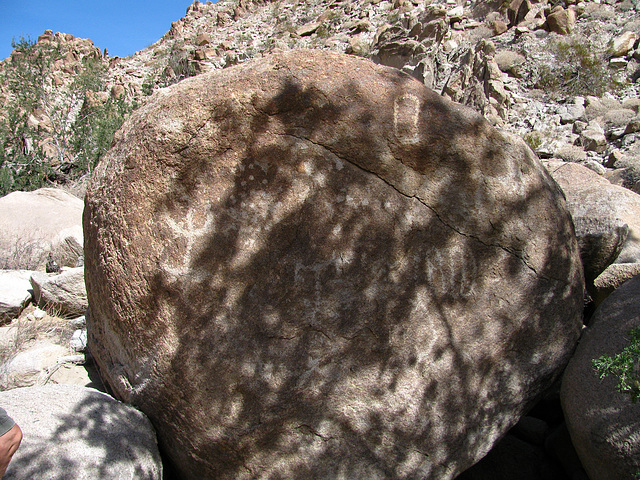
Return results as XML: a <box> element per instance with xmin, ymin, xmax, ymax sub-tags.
<box><xmin>537</xmin><ymin>38</ymin><xmax>622</xmax><ymax>97</ymax></box>
<box><xmin>592</xmin><ymin>326</ymin><xmax>640</xmax><ymax>402</ymax></box>
<box><xmin>0</xmin><ymin>36</ymin><xmax>133</xmax><ymax>195</ymax></box>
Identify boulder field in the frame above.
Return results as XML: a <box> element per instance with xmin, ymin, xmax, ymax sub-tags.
<box><xmin>84</xmin><ymin>50</ymin><xmax>584</xmax><ymax>479</ymax></box>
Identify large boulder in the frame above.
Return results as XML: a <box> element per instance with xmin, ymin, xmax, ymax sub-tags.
<box><xmin>561</xmin><ymin>274</ymin><xmax>640</xmax><ymax>480</ymax></box>
<box><xmin>0</xmin><ymin>385</ymin><xmax>162</xmax><ymax>480</ymax></box>
<box><xmin>0</xmin><ymin>188</ymin><xmax>83</xmax><ymax>270</ymax></box>
<box><xmin>84</xmin><ymin>50</ymin><xmax>584</xmax><ymax>480</ymax></box>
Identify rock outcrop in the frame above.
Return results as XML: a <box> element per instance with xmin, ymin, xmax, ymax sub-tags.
<box><xmin>0</xmin><ymin>384</ymin><xmax>162</xmax><ymax>480</ymax></box>
<box><xmin>562</xmin><ymin>273</ymin><xmax>640</xmax><ymax>480</ymax></box>
<box><xmin>85</xmin><ymin>50</ymin><xmax>583</xmax><ymax>479</ymax></box>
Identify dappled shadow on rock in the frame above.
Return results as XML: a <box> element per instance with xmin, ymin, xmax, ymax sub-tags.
<box><xmin>0</xmin><ymin>384</ymin><xmax>161</xmax><ymax>479</ymax></box>
<box><xmin>84</xmin><ymin>50</ymin><xmax>584</xmax><ymax>479</ymax></box>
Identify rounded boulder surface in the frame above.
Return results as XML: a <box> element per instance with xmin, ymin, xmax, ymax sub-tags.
<box><xmin>84</xmin><ymin>50</ymin><xmax>584</xmax><ymax>480</ymax></box>
<box><xmin>562</xmin><ymin>274</ymin><xmax>640</xmax><ymax>480</ymax></box>
<box><xmin>0</xmin><ymin>384</ymin><xmax>162</xmax><ymax>479</ymax></box>
<box><xmin>0</xmin><ymin>188</ymin><xmax>83</xmax><ymax>270</ymax></box>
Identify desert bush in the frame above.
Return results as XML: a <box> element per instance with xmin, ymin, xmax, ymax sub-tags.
<box><xmin>592</xmin><ymin>326</ymin><xmax>640</xmax><ymax>402</ymax></box>
<box><xmin>536</xmin><ymin>37</ymin><xmax>622</xmax><ymax>97</ymax></box>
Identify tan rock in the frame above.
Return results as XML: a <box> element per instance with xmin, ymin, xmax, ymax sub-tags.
<box><xmin>494</xmin><ymin>50</ymin><xmax>526</xmax><ymax>76</ymax></box>
<box><xmin>491</xmin><ymin>19</ymin><xmax>509</xmax><ymax>35</ymax></box>
<box><xmin>611</xmin><ymin>31</ymin><xmax>639</xmax><ymax>57</ymax></box>
<box><xmin>546</xmin><ymin>7</ymin><xmax>576</xmax><ymax>35</ymax></box>
<box><xmin>546</xmin><ymin>161</ymin><xmax>640</xmax><ymax>275</ymax></box>
<box><xmin>85</xmin><ymin>50</ymin><xmax>583</xmax><ymax>480</ymax></box>
<box><xmin>195</xmin><ymin>33</ymin><xmax>211</xmax><ymax>46</ymax></box>
<box><xmin>507</xmin><ymin>0</ymin><xmax>531</xmax><ymax>27</ymax></box>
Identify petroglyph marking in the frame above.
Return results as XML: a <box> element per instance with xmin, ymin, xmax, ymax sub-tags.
<box><xmin>394</xmin><ymin>94</ymin><xmax>421</xmax><ymax>145</ymax></box>
<box><xmin>162</xmin><ymin>209</ymin><xmax>215</xmax><ymax>280</ymax></box>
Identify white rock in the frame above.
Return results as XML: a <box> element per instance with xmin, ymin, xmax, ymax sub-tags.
<box><xmin>0</xmin><ymin>188</ymin><xmax>83</xmax><ymax>270</ymax></box>
<box><xmin>611</xmin><ymin>31</ymin><xmax>639</xmax><ymax>57</ymax></box>
<box><xmin>70</xmin><ymin>329</ymin><xmax>87</xmax><ymax>352</ymax></box>
<box><xmin>0</xmin><ymin>270</ymin><xmax>34</xmax><ymax>321</ymax></box>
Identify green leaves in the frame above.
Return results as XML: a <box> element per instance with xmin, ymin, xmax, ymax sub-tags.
<box><xmin>592</xmin><ymin>326</ymin><xmax>640</xmax><ymax>403</ymax></box>
<box><xmin>0</xmin><ymin>36</ymin><xmax>133</xmax><ymax>195</ymax></box>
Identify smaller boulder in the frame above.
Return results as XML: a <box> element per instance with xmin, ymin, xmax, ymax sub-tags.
<box><xmin>0</xmin><ymin>385</ymin><xmax>162</xmax><ymax>480</ymax></box>
<box><xmin>546</xmin><ymin>7</ymin><xmax>576</xmax><ymax>35</ymax></box>
<box><xmin>611</xmin><ymin>31</ymin><xmax>639</xmax><ymax>57</ymax></box>
<box><xmin>0</xmin><ymin>341</ymin><xmax>72</xmax><ymax>389</ymax></box>
<box><xmin>603</xmin><ymin>108</ymin><xmax>636</xmax><ymax>139</ymax></box>
<box><xmin>593</xmin><ymin>263</ymin><xmax>640</xmax><ymax>303</ymax></box>
<box><xmin>562</xmin><ymin>274</ymin><xmax>640</xmax><ymax>480</ymax></box>
<box><xmin>0</xmin><ymin>271</ymin><xmax>33</xmax><ymax>322</ymax></box>
<box><xmin>580</xmin><ymin>126</ymin><xmax>607</xmax><ymax>153</ymax></box>
<box><xmin>30</xmin><ymin>267</ymin><xmax>87</xmax><ymax>318</ymax></box>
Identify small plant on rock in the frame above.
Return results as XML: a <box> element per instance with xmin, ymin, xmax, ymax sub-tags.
<box><xmin>592</xmin><ymin>326</ymin><xmax>640</xmax><ymax>403</ymax></box>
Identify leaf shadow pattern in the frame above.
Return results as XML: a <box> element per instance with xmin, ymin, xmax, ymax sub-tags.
<box><xmin>0</xmin><ymin>384</ymin><xmax>161</xmax><ymax>479</ymax></box>
<box><xmin>84</xmin><ymin>50</ymin><xmax>584</xmax><ymax>480</ymax></box>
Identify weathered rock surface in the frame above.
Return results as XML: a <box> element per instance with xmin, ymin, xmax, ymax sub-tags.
<box><xmin>562</xmin><ymin>273</ymin><xmax>640</xmax><ymax>480</ymax></box>
<box><xmin>546</xmin><ymin>161</ymin><xmax>640</xmax><ymax>298</ymax></box>
<box><xmin>0</xmin><ymin>270</ymin><xmax>34</xmax><ymax>322</ymax></box>
<box><xmin>0</xmin><ymin>341</ymin><xmax>71</xmax><ymax>389</ymax></box>
<box><xmin>0</xmin><ymin>384</ymin><xmax>162</xmax><ymax>480</ymax></box>
<box><xmin>30</xmin><ymin>267</ymin><xmax>88</xmax><ymax>318</ymax></box>
<box><xmin>0</xmin><ymin>188</ymin><xmax>83</xmax><ymax>270</ymax></box>
<box><xmin>84</xmin><ymin>50</ymin><xmax>583</xmax><ymax>479</ymax></box>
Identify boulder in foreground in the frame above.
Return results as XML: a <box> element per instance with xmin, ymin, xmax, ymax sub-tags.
<box><xmin>0</xmin><ymin>384</ymin><xmax>162</xmax><ymax>480</ymax></box>
<box><xmin>84</xmin><ymin>50</ymin><xmax>584</xmax><ymax>480</ymax></box>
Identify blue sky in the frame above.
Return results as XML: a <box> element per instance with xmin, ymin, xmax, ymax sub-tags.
<box><xmin>0</xmin><ymin>0</ymin><xmax>204</xmax><ymax>61</ymax></box>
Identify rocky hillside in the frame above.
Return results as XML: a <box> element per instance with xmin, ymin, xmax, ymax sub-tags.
<box><xmin>88</xmin><ymin>0</ymin><xmax>640</xmax><ymax>193</ymax></box>
<box><xmin>2</xmin><ymin>0</ymin><xmax>640</xmax><ymax>197</ymax></box>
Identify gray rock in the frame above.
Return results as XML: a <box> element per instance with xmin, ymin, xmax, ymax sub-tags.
<box><xmin>603</xmin><ymin>108</ymin><xmax>636</xmax><ymax>139</ymax></box>
<box><xmin>30</xmin><ymin>267</ymin><xmax>87</xmax><ymax>318</ymax></box>
<box><xmin>0</xmin><ymin>270</ymin><xmax>34</xmax><ymax>322</ymax></box>
<box><xmin>0</xmin><ymin>385</ymin><xmax>162</xmax><ymax>480</ymax></box>
<box><xmin>560</xmin><ymin>103</ymin><xmax>586</xmax><ymax>125</ymax></box>
<box><xmin>562</xmin><ymin>273</ymin><xmax>640</xmax><ymax>480</ymax></box>
<box><xmin>572</xmin><ymin>216</ymin><xmax>628</xmax><ymax>287</ymax></box>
